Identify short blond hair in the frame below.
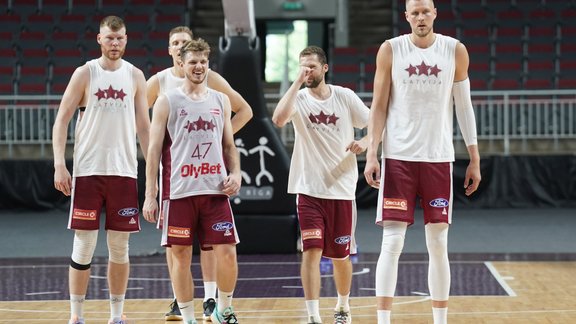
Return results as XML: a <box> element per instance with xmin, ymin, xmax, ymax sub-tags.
<box><xmin>100</xmin><ymin>15</ymin><xmax>125</xmax><ymax>31</ymax></box>
<box><xmin>179</xmin><ymin>38</ymin><xmax>211</xmax><ymax>59</ymax></box>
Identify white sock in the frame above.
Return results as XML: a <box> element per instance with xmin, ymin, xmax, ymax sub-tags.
<box><xmin>432</xmin><ymin>307</ymin><xmax>448</xmax><ymax>324</ymax></box>
<box><xmin>377</xmin><ymin>310</ymin><xmax>391</xmax><ymax>324</ymax></box>
<box><xmin>178</xmin><ymin>300</ymin><xmax>196</xmax><ymax>322</ymax></box>
<box><xmin>218</xmin><ymin>289</ymin><xmax>234</xmax><ymax>311</ymax></box>
<box><xmin>109</xmin><ymin>294</ymin><xmax>125</xmax><ymax>320</ymax></box>
<box><xmin>70</xmin><ymin>294</ymin><xmax>85</xmax><ymax>319</ymax></box>
<box><xmin>204</xmin><ymin>281</ymin><xmax>217</xmax><ymax>300</ymax></box>
<box><xmin>335</xmin><ymin>293</ymin><xmax>350</xmax><ymax>311</ymax></box>
<box><xmin>305</xmin><ymin>300</ymin><xmax>322</xmax><ymax>323</ymax></box>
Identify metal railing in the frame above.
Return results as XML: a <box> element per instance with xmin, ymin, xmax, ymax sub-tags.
<box><xmin>1</xmin><ymin>90</ymin><xmax>576</xmax><ymax>158</ymax></box>
<box><xmin>265</xmin><ymin>89</ymin><xmax>576</xmax><ymax>156</ymax></box>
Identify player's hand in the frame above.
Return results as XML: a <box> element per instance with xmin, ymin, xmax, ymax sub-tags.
<box><xmin>346</xmin><ymin>140</ymin><xmax>367</xmax><ymax>155</ymax></box>
<box><xmin>296</xmin><ymin>65</ymin><xmax>312</xmax><ymax>85</ymax></box>
<box><xmin>364</xmin><ymin>157</ymin><xmax>381</xmax><ymax>189</ymax></box>
<box><xmin>54</xmin><ymin>165</ymin><xmax>72</xmax><ymax>196</ymax></box>
<box><xmin>222</xmin><ymin>173</ymin><xmax>241</xmax><ymax>197</ymax></box>
<box><xmin>464</xmin><ymin>160</ymin><xmax>481</xmax><ymax>196</ymax></box>
<box><xmin>142</xmin><ymin>197</ymin><xmax>158</xmax><ymax>223</ymax></box>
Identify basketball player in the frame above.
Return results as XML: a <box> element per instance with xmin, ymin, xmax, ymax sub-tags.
<box><xmin>142</xmin><ymin>38</ymin><xmax>241</xmax><ymax>324</ymax></box>
<box><xmin>146</xmin><ymin>25</ymin><xmax>252</xmax><ymax>321</ymax></box>
<box><xmin>363</xmin><ymin>1</ymin><xmax>482</xmax><ymax>323</ymax></box>
<box><xmin>272</xmin><ymin>45</ymin><xmax>369</xmax><ymax>324</ymax></box>
<box><xmin>52</xmin><ymin>16</ymin><xmax>150</xmax><ymax>324</ymax></box>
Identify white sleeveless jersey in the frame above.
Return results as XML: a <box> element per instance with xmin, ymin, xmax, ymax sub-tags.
<box><xmin>288</xmin><ymin>85</ymin><xmax>369</xmax><ymax>200</ymax></box>
<box><xmin>73</xmin><ymin>59</ymin><xmax>138</xmax><ymax>178</ymax></box>
<box><xmin>156</xmin><ymin>67</ymin><xmax>209</xmax><ymax>94</ymax></box>
<box><xmin>161</xmin><ymin>87</ymin><xmax>227</xmax><ymax>199</ymax></box>
<box><xmin>384</xmin><ymin>34</ymin><xmax>458</xmax><ymax>162</ymax></box>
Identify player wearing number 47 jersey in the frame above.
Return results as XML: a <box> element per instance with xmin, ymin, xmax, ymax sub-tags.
<box><xmin>143</xmin><ymin>38</ymin><xmax>241</xmax><ymax>324</ymax></box>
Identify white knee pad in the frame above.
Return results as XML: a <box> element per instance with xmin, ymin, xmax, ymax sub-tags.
<box><xmin>71</xmin><ymin>230</ymin><xmax>99</xmax><ymax>266</ymax></box>
<box><xmin>376</xmin><ymin>221</ymin><xmax>407</xmax><ymax>297</ymax></box>
<box><xmin>425</xmin><ymin>223</ymin><xmax>450</xmax><ymax>301</ymax></box>
<box><xmin>107</xmin><ymin>230</ymin><xmax>130</xmax><ymax>264</ymax></box>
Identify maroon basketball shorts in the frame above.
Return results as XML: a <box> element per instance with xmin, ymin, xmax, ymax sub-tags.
<box><xmin>297</xmin><ymin>194</ymin><xmax>356</xmax><ymax>259</ymax></box>
<box><xmin>69</xmin><ymin>176</ymin><xmax>140</xmax><ymax>232</ymax></box>
<box><xmin>376</xmin><ymin>158</ymin><xmax>453</xmax><ymax>226</ymax></box>
<box><xmin>161</xmin><ymin>194</ymin><xmax>239</xmax><ymax>248</ymax></box>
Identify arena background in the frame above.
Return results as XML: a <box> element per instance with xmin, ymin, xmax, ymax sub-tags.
<box><xmin>0</xmin><ymin>0</ymin><xmax>575</xmax><ymax>323</ymax></box>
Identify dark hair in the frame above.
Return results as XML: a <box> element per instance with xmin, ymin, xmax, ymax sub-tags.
<box><xmin>100</xmin><ymin>16</ymin><xmax>125</xmax><ymax>31</ymax></box>
<box><xmin>179</xmin><ymin>38</ymin><xmax>211</xmax><ymax>59</ymax></box>
<box><xmin>299</xmin><ymin>46</ymin><xmax>327</xmax><ymax>65</ymax></box>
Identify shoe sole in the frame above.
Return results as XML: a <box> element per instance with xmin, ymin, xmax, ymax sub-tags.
<box><xmin>165</xmin><ymin>314</ymin><xmax>183</xmax><ymax>321</ymax></box>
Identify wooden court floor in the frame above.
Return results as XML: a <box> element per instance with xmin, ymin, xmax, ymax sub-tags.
<box><xmin>0</xmin><ymin>261</ymin><xmax>575</xmax><ymax>323</ymax></box>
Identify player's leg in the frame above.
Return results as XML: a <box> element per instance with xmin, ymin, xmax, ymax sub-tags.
<box><xmin>301</xmin><ymin>248</ymin><xmax>323</xmax><ymax>323</ymax></box>
<box><xmin>67</xmin><ymin>176</ymin><xmax>104</xmax><ymax>324</ymax></box>
<box><xmin>164</xmin><ymin>247</ymin><xmax>183</xmax><ymax>321</ymax></box>
<box><xmin>199</xmin><ymin>248</ymin><xmax>217</xmax><ymax>320</ymax></box>
<box><xmin>375</xmin><ymin>159</ymin><xmax>417</xmax><ymax>324</ymax></box>
<box><xmin>211</xmin><ymin>243</ymin><xmax>238</xmax><ymax>323</ymax></box>
<box><xmin>420</xmin><ymin>161</ymin><xmax>453</xmax><ymax>324</ymax></box>
<box><xmin>69</xmin><ymin>230</ymin><xmax>98</xmax><ymax>324</ymax></box>
<box><xmin>375</xmin><ymin>221</ymin><xmax>408</xmax><ymax>324</ymax></box>
<box><xmin>326</xmin><ymin>199</ymin><xmax>356</xmax><ymax>324</ymax></box>
<box><xmin>105</xmin><ymin>176</ymin><xmax>140</xmax><ymax>324</ymax></box>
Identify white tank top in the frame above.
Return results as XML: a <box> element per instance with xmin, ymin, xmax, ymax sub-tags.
<box><xmin>73</xmin><ymin>59</ymin><xmax>138</xmax><ymax>178</ymax></box>
<box><xmin>384</xmin><ymin>34</ymin><xmax>458</xmax><ymax>162</ymax></box>
<box><xmin>161</xmin><ymin>87</ymin><xmax>227</xmax><ymax>199</ymax></box>
<box><xmin>287</xmin><ymin>85</ymin><xmax>369</xmax><ymax>200</ymax></box>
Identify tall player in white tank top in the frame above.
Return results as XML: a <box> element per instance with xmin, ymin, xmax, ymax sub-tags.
<box><xmin>145</xmin><ymin>26</ymin><xmax>253</xmax><ymax>321</ymax></box>
<box><xmin>143</xmin><ymin>38</ymin><xmax>242</xmax><ymax>324</ymax></box>
<box><xmin>364</xmin><ymin>1</ymin><xmax>481</xmax><ymax>324</ymax></box>
<box><xmin>52</xmin><ymin>16</ymin><xmax>150</xmax><ymax>324</ymax></box>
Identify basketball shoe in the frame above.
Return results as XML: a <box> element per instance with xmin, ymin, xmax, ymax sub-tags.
<box><xmin>210</xmin><ymin>305</ymin><xmax>239</xmax><ymax>323</ymax></box>
<box><xmin>333</xmin><ymin>308</ymin><xmax>351</xmax><ymax>323</ymax></box>
<box><xmin>165</xmin><ymin>299</ymin><xmax>183</xmax><ymax>321</ymax></box>
<box><xmin>203</xmin><ymin>298</ymin><xmax>217</xmax><ymax>320</ymax></box>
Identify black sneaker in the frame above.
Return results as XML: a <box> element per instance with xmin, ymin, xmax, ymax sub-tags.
<box><xmin>203</xmin><ymin>298</ymin><xmax>217</xmax><ymax>321</ymax></box>
<box><xmin>165</xmin><ymin>299</ymin><xmax>182</xmax><ymax>321</ymax></box>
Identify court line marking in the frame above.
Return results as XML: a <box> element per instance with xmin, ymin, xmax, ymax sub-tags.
<box><xmin>89</xmin><ymin>267</ymin><xmax>371</xmax><ymax>282</ymax></box>
<box><xmin>484</xmin><ymin>261</ymin><xmax>517</xmax><ymax>297</ymax></box>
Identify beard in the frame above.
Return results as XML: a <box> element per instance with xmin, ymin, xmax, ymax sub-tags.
<box><xmin>305</xmin><ymin>76</ymin><xmax>323</xmax><ymax>88</ymax></box>
<box><xmin>103</xmin><ymin>48</ymin><xmax>125</xmax><ymax>60</ymax></box>
<box><xmin>186</xmin><ymin>71</ymin><xmax>206</xmax><ymax>84</ymax></box>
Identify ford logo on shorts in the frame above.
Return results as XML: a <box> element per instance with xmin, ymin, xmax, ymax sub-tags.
<box><xmin>118</xmin><ymin>207</ymin><xmax>139</xmax><ymax>217</ymax></box>
<box><xmin>334</xmin><ymin>235</ymin><xmax>351</xmax><ymax>245</ymax></box>
<box><xmin>212</xmin><ymin>222</ymin><xmax>234</xmax><ymax>231</ymax></box>
<box><xmin>429</xmin><ymin>198</ymin><xmax>449</xmax><ymax>208</ymax></box>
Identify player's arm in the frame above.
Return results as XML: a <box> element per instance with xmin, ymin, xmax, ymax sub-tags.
<box><xmin>364</xmin><ymin>41</ymin><xmax>393</xmax><ymax>189</ymax></box>
<box><xmin>146</xmin><ymin>74</ymin><xmax>160</xmax><ymax>109</ymax></box>
<box><xmin>207</xmin><ymin>70</ymin><xmax>253</xmax><ymax>133</ymax></box>
<box><xmin>134</xmin><ymin>67</ymin><xmax>151</xmax><ymax>160</ymax></box>
<box><xmin>454</xmin><ymin>42</ymin><xmax>481</xmax><ymax>196</ymax></box>
<box><xmin>142</xmin><ymin>94</ymin><xmax>169</xmax><ymax>223</ymax></box>
<box><xmin>272</xmin><ymin>65</ymin><xmax>309</xmax><ymax>127</ymax></box>
<box><xmin>220</xmin><ymin>94</ymin><xmax>241</xmax><ymax>197</ymax></box>
<box><xmin>52</xmin><ymin>65</ymin><xmax>88</xmax><ymax>196</ymax></box>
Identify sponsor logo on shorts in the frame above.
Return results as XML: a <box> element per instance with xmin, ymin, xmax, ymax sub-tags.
<box><xmin>129</xmin><ymin>217</ymin><xmax>136</xmax><ymax>225</ymax></box>
<box><xmin>335</xmin><ymin>235</ymin><xmax>351</xmax><ymax>245</ymax></box>
<box><xmin>302</xmin><ymin>229</ymin><xmax>322</xmax><ymax>240</ymax></box>
<box><xmin>383</xmin><ymin>198</ymin><xmax>408</xmax><ymax>211</ymax></box>
<box><xmin>72</xmin><ymin>208</ymin><xmax>97</xmax><ymax>221</ymax></box>
<box><xmin>168</xmin><ymin>226</ymin><xmax>191</xmax><ymax>239</ymax></box>
<box><xmin>118</xmin><ymin>207</ymin><xmax>139</xmax><ymax>217</ymax></box>
<box><xmin>212</xmin><ymin>222</ymin><xmax>234</xmax><ymax>232</ymax></box>
<box><xmin>429</xmin><ymin>198</ymin><xmax>449</xmax><ymax>208</ymax></box>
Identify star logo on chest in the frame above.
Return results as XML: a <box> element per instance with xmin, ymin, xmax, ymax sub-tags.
<box><xmin>405</xmin><ymin>61</ymin><xmax>442</xmax><ymax>78</ymax></box>
<box><xmin>309</xmin><ymin>111</ymin><xmax>339</xmax><ymax>125</ymax></box>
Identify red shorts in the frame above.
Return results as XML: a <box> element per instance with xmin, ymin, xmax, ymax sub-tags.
<box><xmin>297</xmin><ymin>194</ymin><xmax>356</xmax><ymax>259</ymax></box>
<box><xmin>376</xmin><ymin>159</ymin><xmax>453</xmax><ymax>226</ymax></box>
<box><xmin>161</xmin><ymin>195</ymin><xmax>239</xmax><ymax>248</ymax></box>
<box><xmin>68</xmin><ymin>176</ymin><xmax>140</xmax><ymax>232</ymax></box>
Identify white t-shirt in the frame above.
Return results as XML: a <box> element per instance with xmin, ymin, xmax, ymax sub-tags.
<box><xmin>287</xmin><ymin>85</ymin><xmax>369</xmax><ymax>200</ymax></box>
<box><xmin>73</xmin><ymin>59</ymin><xmax>138</xmax><ymax>178</ymax></box>
<box><xmin>384</xmin><ymin>33</ymin><xmax>458</xmax><ymax>162</ymax></box>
